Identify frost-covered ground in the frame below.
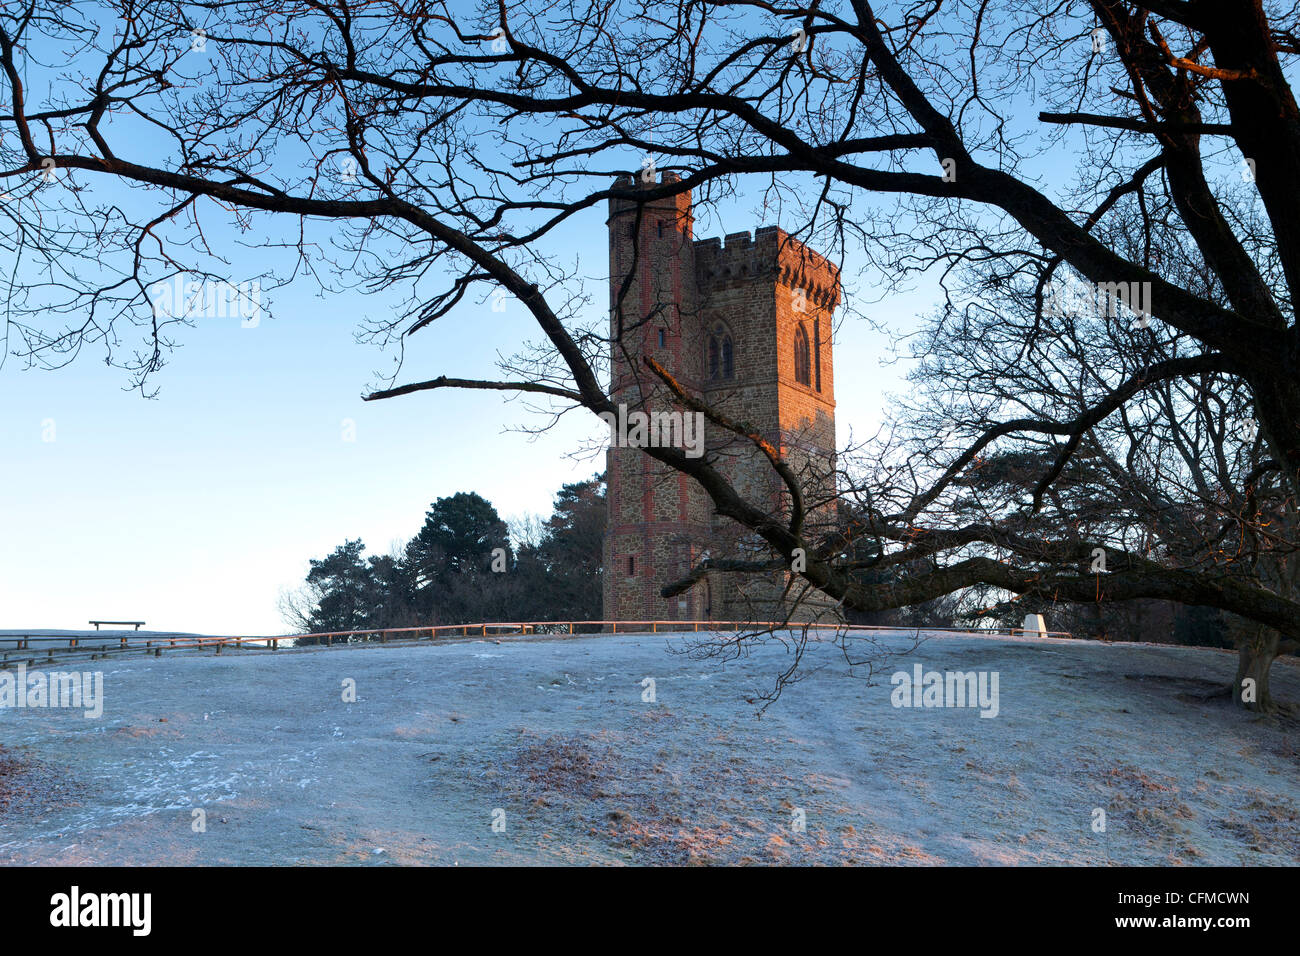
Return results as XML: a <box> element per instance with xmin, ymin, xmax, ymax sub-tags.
<box><xmin>1</xmin><ymin>630</ymin><xmax>1297</xmax><ymax>865</ymax></box>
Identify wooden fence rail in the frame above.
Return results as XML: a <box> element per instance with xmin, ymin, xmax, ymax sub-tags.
<box><xmin>1</xmin><ymin>620</ymin><xmax>1072</xmax><ymax>663</ymax></box>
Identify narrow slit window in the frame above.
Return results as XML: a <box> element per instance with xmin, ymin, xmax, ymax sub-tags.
<box><xmin>813</xmin><ymin>317</ymin><xmax>822</xmax><ymax>392</ymax></box>
<box><xmin>794</xmin><ymin>323</ymin><xmax>812</xmax><ymax>386</ymax></box>
<box><xmin>706</xmin><ymin>322</ymin><xmax>735</xmax><ymax>381</ymax></box>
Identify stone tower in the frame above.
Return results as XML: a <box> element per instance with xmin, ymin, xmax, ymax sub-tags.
<box><xmin>602</xmin><ymin>172</ymin><xmax>840</xmax><ymax>623</ymax></box>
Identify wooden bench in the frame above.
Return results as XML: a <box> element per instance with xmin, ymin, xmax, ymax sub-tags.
<box><xmin>89</xmin><ymin>620</ymin><xmax>146</xmax><ymax>647</ymax></box>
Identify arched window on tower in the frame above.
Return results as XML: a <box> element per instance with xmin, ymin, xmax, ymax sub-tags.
<box><xmin>706</xmin><ymin>322</ymin><xmax>734</xmax><ymax>381</ymax></box>
<box><xmin>793</xmin><ymin>323</ymin><xmax>812</xmax><ymax>386</ymax></box>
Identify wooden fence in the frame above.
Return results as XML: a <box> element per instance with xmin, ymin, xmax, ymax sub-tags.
<box><xmin>0</xmin><ymin>619</ymin><xmax>1072</xmax><ymax>667</ymax></box>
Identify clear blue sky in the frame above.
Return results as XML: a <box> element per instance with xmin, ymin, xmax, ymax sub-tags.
<box><xmin>0</xmin><ymin>9</ymin><xmax>1146</xmax><ymax>637</ymax></box>
<box><xmin>0</xmin><ymin>8</ymin><xmax>1169</xmax><ymax>636</ymax></box>
<box><xmin>0</xmin><ymin>188</ymin><xmax>917</xmax><ymax>635</ymax></box>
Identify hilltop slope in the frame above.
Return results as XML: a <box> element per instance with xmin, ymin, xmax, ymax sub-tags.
<box><xmin>1</xmin><ymin>631</ymin><xmax>1296</xmax><ymax>865</ymax></box>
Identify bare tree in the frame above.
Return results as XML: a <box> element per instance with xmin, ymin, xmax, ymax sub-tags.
<box><xmin>881</xmin><ymin>198</ymin><xmax>1299</xmax><ymax>707</ymax></box>
<box><xmin>4</xmin><ymin>1</ymin><xmax>1300</xmax><ymax>709</ymax></box>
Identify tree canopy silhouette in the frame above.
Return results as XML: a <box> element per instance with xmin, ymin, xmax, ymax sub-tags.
<box><xmin>4</xmin><ymin>0</ymin><xmax>1299</xmax><ymax>709</ymax></box>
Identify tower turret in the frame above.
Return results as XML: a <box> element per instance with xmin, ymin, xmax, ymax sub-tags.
<box><xmin>602</xmin><ymin>172</ymin><xmax>714</xmax><ymax>622</ymax></box>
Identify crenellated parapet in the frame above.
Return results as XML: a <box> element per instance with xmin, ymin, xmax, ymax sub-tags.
<box><xmin>693</xmin><ymin>225</ymin><xmax>840</xmax><ymax>310</ymax></box>
<box><xmin>607</xmin><ymin>171</ymin><xmax>694</xmax><ymax>234</ymax></box>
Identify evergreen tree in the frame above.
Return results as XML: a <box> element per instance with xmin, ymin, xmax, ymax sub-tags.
<box><xmin>405</xmin><ymin>492</ymin><xmax>512</xmax><ymax>622</ymax></box>
<box><xmin>285</xmin><ymin>479</ymin><xmax>607</xmax><ymax>634</ymax></box>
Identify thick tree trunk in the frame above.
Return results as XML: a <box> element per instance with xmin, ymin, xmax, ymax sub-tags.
<box><xmin>1250</xmin><ymin>372</ymin><xmax>1300</xmax><ymax>503</ymax></box>
<box><xmin>1233</xmin><ymin>626</ymin><xmax>1281</xmax><ymax>713</ymax></box>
